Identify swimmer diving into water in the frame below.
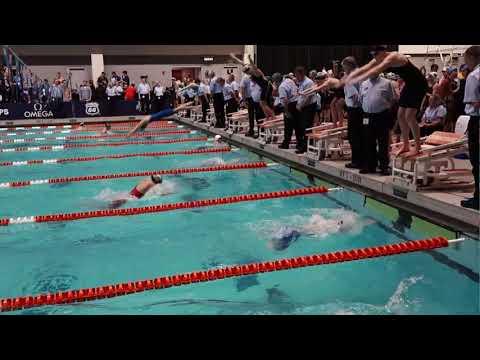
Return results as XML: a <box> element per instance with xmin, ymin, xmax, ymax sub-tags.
<box><xmin>127</xmin><ymin>102</ymin><xmax>194</xmax><ymax>137</ymax></box>
<box><xmin>108</xmin><ymin>175</ymin><xmax>165</xmax><ymax>209</ymax></box>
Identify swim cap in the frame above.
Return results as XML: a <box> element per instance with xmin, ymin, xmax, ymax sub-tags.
<box><xmin>214</xmin><ymin>135</ymin><xmax>222</xmax><ymax>141</ymax></box>
<box><xmin>151</xmin><ymin>175</ymin><xmax>163</xmax><ymax>184</ymax></box>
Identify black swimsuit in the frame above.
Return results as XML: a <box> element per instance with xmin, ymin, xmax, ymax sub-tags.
<box><xmin>388</xmin><ymin>60</ymin><xmax>428</xmax><ymax>109</ymax></box>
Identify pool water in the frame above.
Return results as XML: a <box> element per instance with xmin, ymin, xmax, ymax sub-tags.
<box><xmin>0</xmin><ymin>123</ymin><xmax>478</xmax><ymax>315</ymax></box>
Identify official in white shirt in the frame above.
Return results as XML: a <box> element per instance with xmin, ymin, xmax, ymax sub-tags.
<box><xmin>240</xmin><ymin>75</ymin><xmax>255</xmax><ymax>136</ymax></box>
<box><xmin>137</xmin><ymin>76</ymin><xmax>151</xmax><ymax>114</ymax></box>
<box><xmin>359</xmin><ymin>74</ymin><xmax>397</xmax><ymax>175</ymax></box>
<box><xmin>197</xmin><ymin>79</ymin><xmax>209</xmax><ymax>122</ymax></box>
<box><xmin>106</xmin><ymin>83</ymin><xmax>117</xmax><ymax>116</ymax></box>
<box><xmin>152</xmin><ymin>82</ymin><xmax>165</xmax><ymax>113</ymax></box>
<box><xmin>294</xmin><ymin>66</ymin><xmax>316</xmax><ymax>154</ymax></box>
<box><xmin>273</xmin><ymin>73</ymin><xmax>301</xmax><ymax>150</ymax></box>
<box><xmin>224</xmin><ymin>76</ymin><xmax>238</xmax><ymax>114</ymax></box>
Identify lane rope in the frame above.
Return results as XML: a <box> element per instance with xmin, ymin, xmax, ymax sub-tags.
<box><xmin>0</xmin><ymin>186</ymin><xmax>330</xmax><ymax>226</ymax></box>
<box><xmin>0</xmin><ymin>161</ymin><xmax>267</xmax><ymax>188</ymax></box>
<box><xmin>0</xmin><ymin>137</ymin><xmax>208</xmax><ymax>153</ymax></box>
<box><xmin>0</xmin><ymin>237</ymin><xmax>455</xmax><ymax>313</ymax></box>
<box><xmin>0</xmin><ymin>130</ymin><xmax>194</xmax><ymax>144</ymax></box>
<box><xmin>0</xmin><ymin>121</ymin><xmax>171</xmax><ymax>131</ymax></box>
<box><xmin>0</xmin><ymin>146</ymin><xmax>231</xmax><ymax>167</ymax></box>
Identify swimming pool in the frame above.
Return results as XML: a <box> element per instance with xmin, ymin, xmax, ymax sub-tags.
<box><xmin>0</xmin><ymin>121</ymin><xmax>478</xmax><ymax>315</ymax></box>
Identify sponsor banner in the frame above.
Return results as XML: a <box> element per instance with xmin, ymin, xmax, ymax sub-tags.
<box><xmin>0</xmin><ymin>100</ymin><xmax>142</xmax><ymax>121</ymax></box>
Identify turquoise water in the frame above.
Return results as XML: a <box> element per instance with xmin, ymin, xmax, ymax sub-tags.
<box><xmin>0</xmin><ymin>124</ymin><xmax>478</xmax><ymax>315</ymax></box>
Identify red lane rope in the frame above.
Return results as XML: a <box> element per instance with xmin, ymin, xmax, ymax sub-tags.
<box><xmin>1</xmin><ymin>137</ymin><xmax>208</xmax><ymax>153</ymax></box>
<box><xmin>1</xmin><ymin>186</ymin><xmax>329</xmax><ymax>226</ymax></box>
<box><xmin>0</xmin><ymin>124</ymin><xmax>178</xmax><ymax>136</ymax></box>
<box><xmin>2</xmin><ymin>161</ymin><xmax>267</xmax><ymax>188</ymax></box>
<box><xmin>0</xmin><ymin>237</ymin><xmax>449</xmax><ymax>313</ymax></box>
<box><xmin>0</xmin><ymin>120</ymin><xmax>168</xmax><ymax>130</ymax></box>
<box><xmin>0</xmin><ymin>146</ymin><xmax>231</xmax><ymax>167</ymax></box>
<box><xmin>0</xmin><ymin>130</ymin><xmax>192</xmax><ymax>143</ymax></box>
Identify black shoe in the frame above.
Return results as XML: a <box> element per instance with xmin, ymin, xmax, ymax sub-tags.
<box><xmin>278</xmin><ymin>144</ymin><xmax>289</xmax><ymax>149</ymax></box>
<box><xmin>461</xmin><ymin>198</ymin><xmax>480</xmax><ymax>210</ymax></box>
<box><xmin>359</xmin><ymin>168</ymin><xmax>376</xmax><ymax>174</ymax></box>
<box><xmin>345</xmin><ymin>163</ymin><xmax>361</xmax><ymax>169</ymax></box>
<box><xmin>378</xmin><ymin>168</ymin><xmax>391</xmax><ymax>176</ymax></box>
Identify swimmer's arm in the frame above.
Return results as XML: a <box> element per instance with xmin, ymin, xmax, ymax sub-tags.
<box><xmin>127</xmin><ymin>115</ymin><xmax>151</xmax><ymax>137</ymax></box>
<box><xmin>346</xmin><ymin>53</ymin><xmax>400</xmax><ymax>85</ymax></box>
<box><xmin>108</xmin><ymin>199</ymin><xmax>128</xmax><ymax>209</ymax></box>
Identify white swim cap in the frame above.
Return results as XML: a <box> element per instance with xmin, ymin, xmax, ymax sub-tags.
<box><xmin>214</xmin><ymin>135</ymin><xmax>221</xmax><ymax>141</ymax></box>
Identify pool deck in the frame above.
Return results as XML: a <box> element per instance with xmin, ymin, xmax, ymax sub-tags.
<box><xmin>175</xmin><ymin>116</ymin><xmax>479</xmax><ymax>237</ymax></box>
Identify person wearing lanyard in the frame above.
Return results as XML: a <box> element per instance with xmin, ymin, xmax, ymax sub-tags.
<box><xmin>152</xmin><ymin>82</ymin><xmax>165</xmax><ymax>113</ymax></box>
<box><xmin>137</xmin><ymin>76</ymin><xmax>151</xmax><ymax>114</ymax></box>
<box><xmin>209</xmin><ymin>74</ymin><xmax>226</xmax><ymax>128</ymax></box>
<box><xmin>196</xmin><ymin>78</ymin><xmax>209</xmax><ymax>123</ymax></box>
<box><xmin>223</xmin><ymin>76</ymin><xmax>238</xmax><ymax>115</ymax></box>
<box><xmin>115</xmin><ymin>81</ymin><xmax>123</xmax><ymax>102</ymax></box>
<box><xmin>250</xmin><ymin>80</ymin><xmax>264</xmax><ymax>137</ymax></box>
<box><xmin>106</xmin><ymin>82</ymin><xmax>117</xmax><ymax>116</ymax></box>
<box><xmin>461</xmin><ymin>45</ymin><xmax>480</xmax><ymax>210</ymax></box>
<box><xmin>240</xmin><ymin>74</ymin><xmax>255</xmax><ymax>136</ymax></box>
<box><xmin>295</xmin><ymin>66</ymin><xmax>317</xmax><ymax>154</ymax></box>
<box><xmin>274</xmin><ymin>73</ymin><xmax>301</xmax><ymax>150</ymax></box>
<box><xmin>230</xmin><ymin>74</ymin><xmax>240</xmax><ymax>104</ymax></box>
<box><xmin>359</xmin><ymin>73</ymin><xmax>397</xmax><ymax>175</ymax></box>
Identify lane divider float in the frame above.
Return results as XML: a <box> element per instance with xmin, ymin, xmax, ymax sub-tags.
<box><xmin>0</xmin><ymin>137</ymin><xmax>208</xmax><ymax>153</ymax></box>
<box><xmin>0</xmin><ymin>124</ymin><xmax>178</xmax><ymax>137</ymax></box>
<box><xmin>0</xmin><ymin>121</ymin><xmax>172</xmax><ymax>131</ymax></box>
<box><xmin>0</xmin><ymin>130</ymin><xmax>194</xmax><ymax>144</ymax></box>
<box><xmin>0</xmin><ymin>147</ymin><xmax>231</xmax><ymax>167</ymax></box>
<box><xmin>0</xmin><ymin>186</ymin><xmax>330</xmax><ymax>226</ymax></box>
<box><xmin>0</xmin><ymin>161</ymin><xmax>267</xmax><ymax>188</ymax></box>
<box><xmin>0</xmin><ymin>237</ymin><xmax>458</xmax><ymax>313</ymax></box>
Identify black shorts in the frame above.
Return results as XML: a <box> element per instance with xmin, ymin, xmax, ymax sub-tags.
<box><xmin>399</xmin><ymin>84</ymin><xmax>427</xmax><ymax>110</ymax></box>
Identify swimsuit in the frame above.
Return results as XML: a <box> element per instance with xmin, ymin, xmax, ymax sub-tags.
<box><xmin>388</xmin><ymin>60</ymin><xmax>428</xmax><ymax>110</ymax></box>
<box><xmin>130</xmin><ymin>187</ymin><xmax>144</xmax><ymax>199</ymax></box>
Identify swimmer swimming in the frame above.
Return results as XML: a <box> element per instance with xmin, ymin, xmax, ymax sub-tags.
<box><xmin>127</xmin><ymin>102</ymin><xmax>194</xmax><ymax>137</ymax></box>
<box><xmin>267</xmin><ymin>213</ymin><xmax>359</xmax><ymax>251</ymax></box>
<box><xmin>108</xmin><ymin>175</ymin><xmax>164</xmax><ymax>209</ymax></box>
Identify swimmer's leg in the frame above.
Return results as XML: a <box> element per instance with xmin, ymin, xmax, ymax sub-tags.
<box><xmin>108</xmin><ymin>199</ymin><xmax>128</xmax><ymax>209</ymax></box>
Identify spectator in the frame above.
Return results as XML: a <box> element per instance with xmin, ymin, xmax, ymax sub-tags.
<box><xmin>111</xmin><ymin>71</ymin><xmax>120</xmax><ymax>85</ymax></box>
<box><xmin>79</xmin><ymin>81</ymin><xmax>92</xmax><ymax>103</ymax></box>
<box><xmin>230</xmin><ymin>74</ymin><xmax>240</xmax><ymax>103</ymax></box>
<box><xmin>23</xmin><ymin>69</ymin><xmax>33</xmax><ymax>99</ymax></box>
<box><xmin>121</xmin><ymin>71</ymin><xmax>130</xmax><ymax>86</ymax></box>
<box><xmin>50</xmin><ymin>80</ymin><xmax>64</xmax><ymax>110</ymax></box>
<box><xmin>461</xmin><ymin>45</ymin><xmax>480</xmax><ymax>210</ymax></box>
<box><xmin>125</xmin><ymin>82</ymin><xmax>137</xmax><ymax>102</ymax></box>
<box><xmin>137</xmin><ymin>76</ymin><xmax>151</xmax><ymax>113</ymax></box>
<box><xmin>152</xmin><ymin>81</ymin><xmax>164</xmax><ymax>113</ymax></box>
<box><xmin>419</xmin><ymin>94</ymin><xmax>446</xmax><ymax>136</ymax></box>
<box><xmin>97</xmin><ymin>72</ymin><xmax>108</xmax><ymax>88</ymax></box>
<box><xmin>12</xmin><ymin>70</ymin><xmax>22</xmax><ymax>103</ymax></box>
<box><xmin>89</xmin><ymin>80</ymin><xmax>96</xmax><ymax>101</ymax></box>
<box><xmin>114</xmin><ymin>81</ymin><xmax>124</xmax><ymax>100</ymax></box>
<box><xmin>295</xmin><ymin>66</ymin><xmax>317</xmax><ymax>154</ymax></box>
<box><xmin>30</xmin><ymin>78</ymin><xmax>40</xmax><ymax>103</ymax></box>
<box><xmin>39</xmin><ymin>79</ymin><xmax>50</xmax><ymax>104</ymax></box>
<box><xmin>239</xmin><ymin>74</ymin><xmax>255</xmax><ymax>136</ymax></box>
<box><xmin>96</xmin><ymin>80</ymin><xmax>107</xmax><ymax>102</ymax></box>
<box><xmin>106</xmin><ymin>82</ymin><xmax>117</xmax><ymax>115</ymax></box>
<box><xmin>359</xmin><ymin>72</ymin><xmax>397</xmax><ymax>175</ymax></box>
<box><xmin>55</xmin><ymin>72</ymin><xmax>65</xmax><ymax>84</ymax></box>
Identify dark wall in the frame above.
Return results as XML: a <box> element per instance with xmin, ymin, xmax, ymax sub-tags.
<box><xmin>257</xmin><ymin>45</ymin><xmax>398</xmax><ymax>75</ymax></box>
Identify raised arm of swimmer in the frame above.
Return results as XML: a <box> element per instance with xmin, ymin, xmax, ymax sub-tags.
<box><xmin>127</xmin><ymin>102</ymin><xmax>193</xmax><ymax>136</ymax></box>
<box><xmin>345</xmin><ymin>53</ymin><xmax>401</xmax><ymax>85</ymax></box>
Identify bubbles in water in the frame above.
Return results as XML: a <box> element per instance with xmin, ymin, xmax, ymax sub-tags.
<box><xmin>385</xmin><ymin>275</ymin><xmax>424</xmax><ymax>314</ymax></box>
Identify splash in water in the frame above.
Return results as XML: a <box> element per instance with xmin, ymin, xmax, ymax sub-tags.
<box><xmin>94</xmin><ymin>181</ymin><xmax>177</xmax><ymax>205</ymax></box>
<box><xmin>251</xmin><ymin>209</ymin><xmax>372</xmax><ymax>251</ymax></box>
